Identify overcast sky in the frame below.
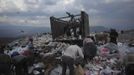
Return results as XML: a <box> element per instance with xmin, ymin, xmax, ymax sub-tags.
<box><xmin>0</xmin><ymin>0</ymin><xmax>134</xmax><ymax>27</ymax></box>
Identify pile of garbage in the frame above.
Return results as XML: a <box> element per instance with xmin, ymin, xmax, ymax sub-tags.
<box><xmin>84</xmin><ymin>56</ymin><xmax>122</xmax><ymax>75</ymax></box>
<box><xmin>83</xmin><ymin>42</ymin><xmax>134</xmax><ymax>75</ymax></box>
<box><xmin>48</xmin><ymin>43</ymin><xmax>130</xmax><ymax>75</ymax></box>
<box><xmin>4</xmin><ymin>33</ymin><xmax>133</xmax><ymax>75</ymax></box>
<box><xmin>3</xmin><ymin>33</ymin><xmax>71</xmax><ymax>75</ymax></box>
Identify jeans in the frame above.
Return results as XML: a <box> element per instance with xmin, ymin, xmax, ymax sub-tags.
<box><xmin>62</xmin><ymin>56</ymin><xmax>74</xmax><ymax>75</ymax></box>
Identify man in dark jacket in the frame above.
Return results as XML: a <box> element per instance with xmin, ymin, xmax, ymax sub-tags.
<box><xmin>83</xmin><ymin>36</ymin><xmax>97</xmax><ymax>63</ymax></box>
<box><xmin>0</xmin><ymin>45</ymin><xmax>12</xmax><ymax>75</ymax></box>
<box><xmin>109</xmin><ymin>29</ymin><xmax>118</xmax><ymax>44</ymax></box>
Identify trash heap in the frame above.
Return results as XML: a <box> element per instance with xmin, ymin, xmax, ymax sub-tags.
<box><xmin>4</xmin><ymin>33</ymin><xmax>71</xmax><ymax>75</ymax></box>
<box><xmin>83</xmin><ymin>42</ymin><xmax>133</xmax><ymax>75</ymax></box>
<box><xmin>5</xmin><ymin>33</ymin><xmax>133</xmax><ymax>75</ymax></box>
<box><xmin>84</xmin><ymin>56</ymin><xmax>122</xmax><ymax>75</ymax></box>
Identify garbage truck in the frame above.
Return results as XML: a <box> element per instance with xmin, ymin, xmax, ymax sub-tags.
<box><xmin>50</xmin><ymin>11</ymin><xmax>89</xmax><ymax>46</ymax></box>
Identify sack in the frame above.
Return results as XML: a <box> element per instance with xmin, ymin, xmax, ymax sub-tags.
<box><xmin>75</xmin><ymin>65</ymin><xmax>84</xmax><ymax>75</ymax></box>
<box><xmin>100</xmin><ymin>48</ymin><xmax>110</xmax><ymax>56</ymax></box>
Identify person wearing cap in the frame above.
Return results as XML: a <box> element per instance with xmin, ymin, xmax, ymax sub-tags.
<box><xmin>83</xmin><ymin>35</ymin><xmax>97</xmax><ymax>63</ymax></box>
<box><xmin>62</xmin><ymin>42</ymin><xmax>84</xmax><ymax>75</ymax></box>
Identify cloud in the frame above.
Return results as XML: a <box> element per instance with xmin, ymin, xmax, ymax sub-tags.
<box><xmin>0</xmin><ymin>0</ymin><xmax>134</xmax><ymax>27</ymax></box>
<box><xmin>0</xmin><ymin>0</ymin><xmax>28</xmax><ymax>12</ymax></box>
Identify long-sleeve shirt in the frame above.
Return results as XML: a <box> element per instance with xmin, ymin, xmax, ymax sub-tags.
<box><xmin>62</xmin><ymin>45</ymin><xmax>84</xmax><ymax>59</ymax></box>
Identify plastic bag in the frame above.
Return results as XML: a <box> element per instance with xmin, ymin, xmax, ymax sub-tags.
<box><xmin>84</xmin><ymin>69</ymin><xmax>90</xmax><ymax>75</ymax></box>
<box><xmin>75</xmin><ymin>65</ymin><xmax>84</xmax><ymax>75</ymax></box>
<box><xmin>100</xmin><ymin>48</ymin><xmax>110</xmax><ymax>56</ymax></box>
<box><xmin>104</xmin><ymin>43</ymin><xmax>118</xmax><ymax>53</ymax></box>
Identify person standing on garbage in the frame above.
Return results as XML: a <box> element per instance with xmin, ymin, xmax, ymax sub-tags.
<box><xmin>62</xmin><ymin>42</ymin><xmax>84</xmax><ymax>75</ymax></box>
<box><xmin>27</xmin><ymin>37</ymin><xmax>35</xmax><ymax>66</ymax></box>
<box><xmin>28</xmin><ymin>36</ymin><xmax>34</xmax><ymax>51</ymax></box>
<box><xmin>0</xmin><ymin>45</ymin><xmax>12</xmax><ymax>75</ymax></box>
<box><xmin>83</xmin><ymin>35</ymin><xmax>97</xmax><ymax>63</ymax></box>
<box><xmin>109</xmin><ymin>29</ymin><xmax>118</xmax><ymax>44</ymax></box>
